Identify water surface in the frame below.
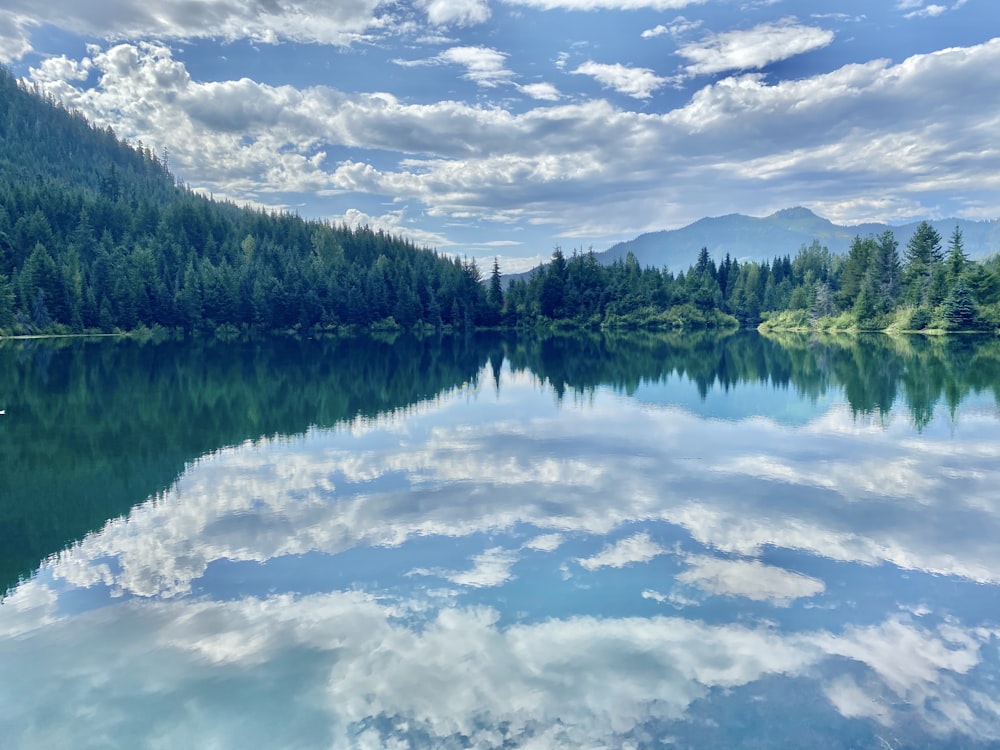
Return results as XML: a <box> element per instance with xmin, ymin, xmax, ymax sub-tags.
<box><xmin>2</xmin><ymin>331</ymin><xmax>999</xmax><ymax>748</ymax></box>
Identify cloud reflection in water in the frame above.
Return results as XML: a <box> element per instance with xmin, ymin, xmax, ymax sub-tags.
<box><xmin>2</xmin><ymin>361</ymin><xmax>1000</xmax><ymax>747</ymax></box>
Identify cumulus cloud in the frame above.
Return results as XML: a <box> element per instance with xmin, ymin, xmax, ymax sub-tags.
<box><xmin>523</xmin><ymin>533</ymin><xmax>565</xmax><ymax>551</ymax></box>
<box><xmin>28</xmin><ymin>53</ymin><xmax>92</xmax><ymax>82</ymax></box>
<box><xmin>448</xmin><ymin>547</ymin><xmax>520</xmax><ymax>587</ymax></box>
<box><xmin>676</xmin><ymin>18</ymin><xmax>835</xmax><ymax>75</ymax></box>
<box><xmin>571</xmin><ymin>60</ymin><xmax>668</xmax><ymax>98</ymax></box>
<box><xmin>519</xmin><ymin>81</ymin><xmax>561</xmax><ymax>100</ymax></box>
<box><xmin>0</xmin><ymin>0</ymin><xmax>387</xmax><ymax>48</ymax></box>
<box><xmin>0</xmin><ymin>11</ymin><xmax>35</xmax><ymax>62</ymax></box>
<box><xmin>437</xmin><ymin>45</ymin><xmax>515</xmax><ymax>86</ymax></box>
<box><xmin>31</xmin><ymin>36</ymin><xmax>1000</xmax><ymax>263</ymax></box>
<box><xmin>418</xmin><ymin>0</ymin><xmax>492</xmax><ymax>25</ymax></box>
<box><xmin>577</xmin><ymin>532</ymin><xmax>667</xmax><ymax>570</ymax></box>
<box><xmin>7</xmin><ymin>587</ymin><xmax>997</xmax><ymax>747</ymax></box>
<box><xmin>676</xmin><ymin>555</ymin><xmax>825</xmax><ymax>606</ymax></box>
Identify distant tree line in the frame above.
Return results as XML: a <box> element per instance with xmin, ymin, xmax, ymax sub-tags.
<box><xmin>501</xmin><ymin>224</ymin><xmax>1000</xmax><ymax>332</ymax></box>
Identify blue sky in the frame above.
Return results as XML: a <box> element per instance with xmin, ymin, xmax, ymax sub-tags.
<box><xmin>1</xmin><ymin>1</ymin><xmax>997</xmax><ymax>272</ymax></box>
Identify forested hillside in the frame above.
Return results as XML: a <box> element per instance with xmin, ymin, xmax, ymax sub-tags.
<box><xmin>0</xmin><ymin>67</ymin><xmax>492</xmax><ymax>336</ymax></box>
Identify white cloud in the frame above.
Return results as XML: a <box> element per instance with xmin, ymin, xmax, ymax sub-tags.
<box><xmin>905</xmin><ymin>4</ymin><xmax>948</xmax><ymax>18</ymax></box>
<box><xmin>31</xmin><ymin>37</ymin><xmax>1000</xmax><ymax>266</ymax></box>
<box><xmin>641</xmin><ymin>588</ymin><xmax>668</xmax><ymax>603</ymax></box>
<box><xmin>519</xmin><ymin>81</ymin><xmax>561</xmax><ymax>100</ymax></box>
<box><xmin>642</xmin><ymin>15</ymin><xmax>702</xmax><ymax>39</ymax></box>
<box><xmin>418</xmin><ymin>0</ymin><xmax>492</xmax><ymax>26</ymax></box>
<box><xmin>0</xmin><ymin>589</ymin><xmax>825</xmax><ymax>747</ymax></box>
<box><xmin>0</xmin><ymin>0</ymin><xmax>388</xmax><ymax>48</ymax></box>
<box><xmin>448</xmin><ymin>547</ymin><xmax>520</xmax><ymax>587</ymax></box>
<box><xmin>523</xmin><ymin>533</ymin><xmax>565</xmax><ymax>551</ymax></box>
<box><xmin>0</xmin><ymin>580</ymin><xmax>59</xmax><ymax>638</ymax></box>
<box><xmin>28</xmin><ymin>53</ymin><xmax>92</xmax><ymax>82</ymax></box>
<box><xmin>503</xmin><ymin>0</ymin><xmax>705</xmax><ymax>10</ymax></box>
<box><xmin>676</xmin><ymin>555</ymin><xmax>825</xmax><ymax>606</ymax></box>
<box><xmin>438</xmin><ymin>45</ymin><xmax>515</xmax><ymax>87</ymax></box>
<box><xmin>824</xmin><ymin>675</ymin><xmax>893</xmax><ymax>725</ymax></box>
<box><xmin>677</xmin><ymin>18</ymin><xmax>835</xmax><ymax>75</ymax></box>
<box><xmin>0</xmin><ymin>10</ymin><xmax>34</xmax><ymax>62</ymax></box>
<box><xmin>571</xmin><ymin>60</ymin><xmax>668</xmax><ymax>99</ymax></box>
<box><xmin>4</xmin><ymin>574</ymin><xmax>999</xmax><ymax>746</ymax></box>
<box><xmin>577</xmin><ymin>532</ymin><xmax>666</xmax><ymax>570</ymax></box>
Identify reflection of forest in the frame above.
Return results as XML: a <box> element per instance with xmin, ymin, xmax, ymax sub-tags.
<box><xmin>0</xmin><ymin>333</ymin><xmax>497</xmax><ymax>595</ymax></box>
<box><xmin>503</xmin><ymin>330</ymin><xmax>1000</xmax><ymax>428</ymax></box>
<box><xmin>3</xmin><ymin>330</ymin><xmax>998</xmax><ymax>596</ymax></box>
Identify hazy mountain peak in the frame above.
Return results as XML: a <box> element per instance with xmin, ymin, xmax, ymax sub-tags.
<box><xmin>769</xmin><ymin>206</ymin><xmax>823</xmax><ymax>223</ymax></box>
<box><xmin>593</xmin><ymin>208</ymin><xmax>997</xmax><ymax>272</ymax></box>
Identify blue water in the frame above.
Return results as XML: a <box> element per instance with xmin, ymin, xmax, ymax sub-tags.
<box><xmin>2</xmin><ymin>334</ymin><xmax>999</xmax><ymax>748</ymax></box>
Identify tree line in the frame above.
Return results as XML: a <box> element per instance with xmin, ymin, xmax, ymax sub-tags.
<box><xmin>2</xmin><ymin>64</ymin><xmax>998</xmax><ymax>337</ymax></box>
<box><xmin>502</xmin><ymin>224</ymin><xmax>1000</xmax><ymax>332</ymax></box>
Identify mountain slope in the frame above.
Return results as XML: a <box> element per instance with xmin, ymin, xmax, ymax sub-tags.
<box><xmin>0</xmin><ymin>66</ymin><xmax>492</xmax><ymax>335</ymax></box>
<box><xmin>596</xmin><ymin>207</ymin><xmax>1000</xmax><ymax>272</ymax></box>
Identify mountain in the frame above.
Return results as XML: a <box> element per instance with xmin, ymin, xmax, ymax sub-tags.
<box><xmin>594</xmin><ymin>207</ymin><xmax>1000</xmax><ymax>272</ymax></box>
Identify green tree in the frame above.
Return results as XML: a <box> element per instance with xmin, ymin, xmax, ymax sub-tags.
<box><xmin>943</xmin><ymin>278</ymin><xmax>981</xmax><ymax>330</ymax></box>
<box><xmin>946</xmin><ymin>225</ymin><xmax>969</xmax><ymax>285</ymax></box>
<box><xmin>487</xmin><ymin>257</ymin><xmax>503</xmax><ymax>313</ymax></box>
<box><xmin>903</xmin><ymin>221</ymin><xmax>943</xmax><ymax>306</ymax></box>
<box><xmin>906</xmin><ymin>221</ymin><xmax>943</xmax><ymax>266</ymax></box>
<box><xmin>539</xmin><ymin>248</ymin><xmax>567</xmax><ymax>318</ymax></box>
<box><xmin>837</xmin><ymin>235</ymin><xmax>876</xmax><ymax>309</ymax></box>
<box><xmin>872</xmin><ymin>230</ymin><xmax>902</xmax><ymax>312</ymax></box>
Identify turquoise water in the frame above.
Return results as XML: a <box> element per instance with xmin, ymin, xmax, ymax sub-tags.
<box><xmin>2</xmin><ymin>332</ymin><xmax>999</xmax><ymax>748</ymax></box>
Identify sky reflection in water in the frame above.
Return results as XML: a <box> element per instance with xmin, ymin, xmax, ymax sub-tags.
<box><xmin>2</xmin><ymin>337</ymin><xmax>1000</xmax><ymax>749</ymax></box>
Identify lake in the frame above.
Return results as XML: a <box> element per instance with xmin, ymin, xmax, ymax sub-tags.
<box><xmin>2</xmin><ymin>330</ymin><xmax>1000</xmax><ymax>748</ymax></box>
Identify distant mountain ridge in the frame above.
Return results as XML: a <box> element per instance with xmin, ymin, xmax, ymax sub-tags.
<box><xmin>594</xmin><ymin>207</ymin><xmax>1000</xmax><ymax>272</ymax></box>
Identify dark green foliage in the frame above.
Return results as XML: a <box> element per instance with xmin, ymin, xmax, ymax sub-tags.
<box><xmin>903</xmin><ymin>220</ymin><xmax>944</xmax><ymax>306</ymax></box>
<box><xmin>0</xmin><ymin>67</ymin><xmax>490</xmax><ymax>335</ymax></box>
<box><xmin>947</xmin><ymin>225</ymin><xmax>969</xmax><ymax>283</ymax></box>
<box><xmin>908</xmin><ymin>306</ymin><xmax>932</xmax><ymax>330</ymax></box>
<box><xmin>906</xmin><ymin>220</ymin><xmax>943</xmax><ymax>266</ymax></box>
<box><xmin>944</xmin><ymin>279</ymin><xmax>982</xmax><ymax>330</ymax></box>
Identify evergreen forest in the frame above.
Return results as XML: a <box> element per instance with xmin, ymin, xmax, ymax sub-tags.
<box><xmin>2</xmin><ymin>65</ymin><xmax>999</xmax><ymax>337</ymax></box>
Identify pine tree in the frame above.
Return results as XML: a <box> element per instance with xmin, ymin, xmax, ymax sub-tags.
<box><xmin>943</xmin><ymin>278</ymin><xmax>980</xmax><ymax>330</ymax></box>
<box><xmin>903</xmin><ymin>221</ymin><xmax>943</xmax><ymax>306</ymax></box>
<box><xmin>946</xmin><ymin>225</ymin><xmax>968</xmax><ymax>285</ymax></box>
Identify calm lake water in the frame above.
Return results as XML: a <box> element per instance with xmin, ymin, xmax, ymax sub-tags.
<box><xmin>2</xmin><ymin>331</ymin><xmax>1000</xmax><ymax>748</ymax></box>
